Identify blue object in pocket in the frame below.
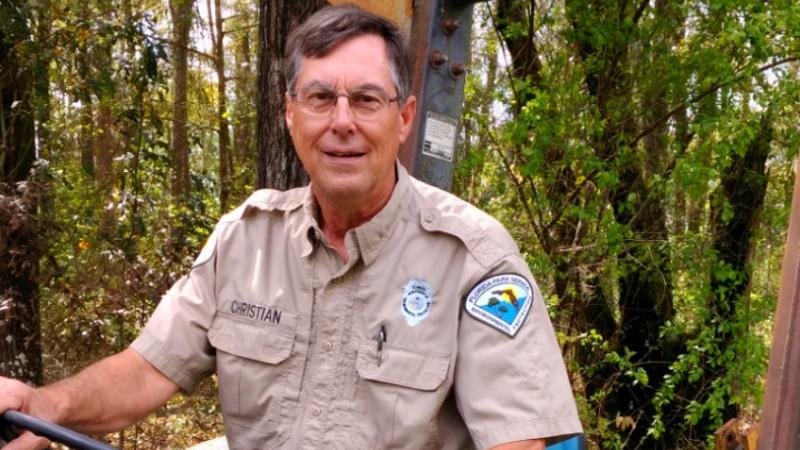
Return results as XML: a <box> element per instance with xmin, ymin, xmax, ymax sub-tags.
<box><xmin>546</xmin><ymin>434</ymin><xmax>585</xmax><ymax>450</ymax></box>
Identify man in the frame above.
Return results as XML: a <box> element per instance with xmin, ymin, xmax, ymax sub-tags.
<box><xmin>0</xmin><ymin>5</ymin><xmax>581</xmax><ymax>449</ymax></box>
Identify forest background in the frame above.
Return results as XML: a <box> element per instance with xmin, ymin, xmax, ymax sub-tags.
<box><xmin>1</xmin><ymin>0</ymin><xmax>799</xmax><ymax>448</ymax></box>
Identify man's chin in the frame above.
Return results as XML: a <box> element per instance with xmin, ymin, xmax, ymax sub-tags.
<box><xmin>314</xmin><ymin>178</ymin><xmax>369</xmax><ymax>202</ymax></box>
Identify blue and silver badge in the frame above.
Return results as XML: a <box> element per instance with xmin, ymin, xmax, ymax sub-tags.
<box><xmin>465</xmin><ymin>273</ymin><xmax>533</xmax><ymax>336</ymax></box>
<box><xmin>401</xmin><ymin>278</ymin><xmax>433</xmax><ymax>326</ymax></box>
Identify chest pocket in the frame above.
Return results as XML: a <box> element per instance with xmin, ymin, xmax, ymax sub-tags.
<box><xmin>354</xmin><ymin>341</ymin><xmax>451</xmax><ymax>449</ymax></box>
<box><xmin>208</xmin><ymin>311</ymin><xmax>298</xmax><ymax>448</ymax></box>
<box><xmin>356</xmin><ymin>342</ymin><xmax>450</xmax><ymax>390</ymax></box>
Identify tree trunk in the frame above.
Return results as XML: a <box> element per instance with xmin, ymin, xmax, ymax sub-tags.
<box><xmin>211</xmin><ymin>0</ymin><xmax>232</xmax><ymax>210</ymax></box>
<box><xmin>94</xmin><ymin>104</ymin><xmax>118</xmax><ymax>195</ymax></box>
<box><xmin>76</xmin><ymin>0</ymin><xmax>95</xmax><ymax>178</ymax></box>
<box><xmin>565</xmin><ymin>0</ymin><xmax>678</xmax><ymax>443</ymax></box>
<box><xmin>231</xmin><ymin>7</ymin><xmax>255</xmax><ymax>202</ymax></box>
<box><xmin>169</xmin><ymin>0</ymin><xmax>193</xmax><ymax>200</ymax></box>
<box><xmin>495</xmin><ymin>0</ymin><xmax>542</xmax><ymax>111</ymax></box>
<box><xmin>255</xmin><ymin>0</ymin><xmax>325</xmax><ymax>190</ymax></box>
<box><xmin>706</xmin><ymin>111</ymin><xmax>773</xmax><ymax>419</ymax></box>
<box><xmin>496</xmin><ymin>0</ymin><xmax>617</xmax><ymax>344</ymax></box>
<box><xmin>79</xmin><ymin>102</ymin><xmax>95</xmax><ymax>177</ymax></box>
<box><xmin>0</xmin><ymin>0</ymin><xmax>43</xmax><ymax>385</ymax></box>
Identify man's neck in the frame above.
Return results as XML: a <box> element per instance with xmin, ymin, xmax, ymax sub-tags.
<box><xmin>314</xmin><ymin>187</ymin><xmax>394</xmax><ymax>263</ymax></box>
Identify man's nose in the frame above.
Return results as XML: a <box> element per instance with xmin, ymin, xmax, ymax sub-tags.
<box><xmin>330</xmin><ymin>95</ymin><xmax>356</xmax><ymax>133</ymax></box>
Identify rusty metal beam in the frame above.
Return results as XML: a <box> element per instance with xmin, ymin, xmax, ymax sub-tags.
<box><xmin>327</xmin><ymin>0</ymin><xmax>414</xmax><ymax>35</ymax></box>
<box><xmin>328</xmin><ymin>0</ymin><xmax>477</xmax><ymax>191</ymax></box>
<box><xmin>400</xmin><ymin>0</ymin><xmax>477</xmax><ymax>191</ymax></box>
<box><xmin>759</xmin><ymin>158</ymin><xmax>800</xmax><ymax>449</ymax></box>
<box><xmin>400</xmin><ymin>0</ymin><xmax>436</xmax><ymax>178</ymax></box>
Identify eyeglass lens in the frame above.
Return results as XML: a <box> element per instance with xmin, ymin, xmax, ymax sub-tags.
<box><xmin>295</xmin><ymin>85</ymin><xmax>396</xmax><ymax>119</ymax></box>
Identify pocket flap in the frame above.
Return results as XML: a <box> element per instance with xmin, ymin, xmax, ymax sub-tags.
<box><xmin>356</xmin><ymin>341</ymin><xmax>450</xmax><ymax>391</ymax></box>
<box><xmin>208</xmin><ymin>314</ymin><xmax>295</xmax><ymax>364</ymax></box>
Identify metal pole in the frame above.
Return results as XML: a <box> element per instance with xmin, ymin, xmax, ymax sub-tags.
<box><xmin>759</xmin><ymin>158</ymin><xmax>800</xmax><ymax>449</ymax></box>
<box><xmin>401</xmin><ymin>0</ymin><xmax>478</xmax><ymax>191</ymax></box>
<box><xmin>0</xmin><ymin>410</ymin><xmax>116</xmax><ymax>450</ymax></box>
<box><xmin>330</xmin><ymin>0</ymin><xmax>477</xmax><ymax>191</ymax></box>
<box><xmin>327</xmin><ymin>0</ymin><xmax>413</xmax><ymax>35</ymax></box>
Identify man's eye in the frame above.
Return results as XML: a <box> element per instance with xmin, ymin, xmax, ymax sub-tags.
<box><xmin>308</xmin><ymin>91</ymin><xmax>335</xmax><ymax>102</ymax></box>
<box><xmin>351</xmin><ymin>93</ymin><xmax>382</xmax><ymax>107</ymax></box>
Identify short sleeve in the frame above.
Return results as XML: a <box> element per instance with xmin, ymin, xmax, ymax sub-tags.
<box><xmin>129</xmin><ymin>229</ymin><xmax>220</xmax><ymax>393</ymax></box>
<box><xmin>455</xmin><ymin>253</ymin><xmax>583</xmax><ymax>449</ymax></box>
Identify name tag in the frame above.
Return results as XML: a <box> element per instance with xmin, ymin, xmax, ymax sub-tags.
<box><xmin>229</xmin><ymin>300</ymin><xmax>282</xmax><ymax>325</ymax></box>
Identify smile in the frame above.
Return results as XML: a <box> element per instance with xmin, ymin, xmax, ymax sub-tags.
<box><xmin>322</xmin><ymin>149</ymin><xmax>366</xmax><ymax>158</ymax></box>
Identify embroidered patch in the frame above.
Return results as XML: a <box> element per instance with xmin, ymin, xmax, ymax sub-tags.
<box><xmin>192</xmin><ymin>228</ymin><xmax>219</xmax><ymax>268</ymax></box>
<box><xmin>401</xmin><ymin>278</ymin><xmax>433</xmax><ymax>326</ymax></box>
<box><xmin>465</xmin><ymin>273</ymin><xmax>532</xmax><ymax>337</ymax></box>
<box><xmin>228</xmin><ymin>299</ymin><xmax>282</xmax><ymax>325</ymax></box>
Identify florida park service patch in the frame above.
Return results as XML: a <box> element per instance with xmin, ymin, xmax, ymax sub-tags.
<box><xmin>465</xmin><ymin>274</ymin><xmax>532</xmax><ymax>337</ymax></box>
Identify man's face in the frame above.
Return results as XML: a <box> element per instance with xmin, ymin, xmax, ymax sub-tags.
<box><xmin>285</xmin><ymin>34</ymin><xmax>416</xmax><ymax>208</ymax></box>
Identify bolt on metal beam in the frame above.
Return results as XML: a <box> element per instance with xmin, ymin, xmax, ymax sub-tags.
<box><xmin>401</xmin><ymin>0</ymin><xmax>482</xmax><ymax>192</ymax></box>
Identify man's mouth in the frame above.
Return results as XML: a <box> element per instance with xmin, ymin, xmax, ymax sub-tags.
<box><xmin>322</xmin><ymin>149</ymin><xmax>366</xmax><ymax>158</ymax></box>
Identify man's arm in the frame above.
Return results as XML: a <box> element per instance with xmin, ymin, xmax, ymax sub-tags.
<box><xmin>492</xmin><ymin>439</ymin><xmax>545</xmax><ymax>450</ymax></box>
<box><xmin>1</xmin><ymin>348</ymin><xmax>179</xmax><ymax>449</ymax></box>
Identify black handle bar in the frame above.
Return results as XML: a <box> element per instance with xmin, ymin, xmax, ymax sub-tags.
<box><xmin>1</xmin><ymin>409</ymin><xmax>585</xmax><ymax>450</ymax></box>
<box><xmin>0</xmin><ymin>411</ymin><xmax>116</xmax><ymax>450</ymax></box>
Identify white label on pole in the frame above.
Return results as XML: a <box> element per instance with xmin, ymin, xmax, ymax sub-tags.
<box><xmin>422</xmin><ymin>111</ymin><xmax>457</xmax><ymax>162</ymax></box>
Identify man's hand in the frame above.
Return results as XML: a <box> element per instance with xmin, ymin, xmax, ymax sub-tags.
<box><xmin>0</xmin><ymin>349</ymin><xmax>179</xmax><ymax>449</ymax></box>
<box><xmin>491</xmin><ymin>439</ymin><xmax>546</xmax><ymax>450</ymax></box>
<box><xmin>0</xmin><ymin>377</ymin><xmax>54</xmax><ymax>449</ymax></box>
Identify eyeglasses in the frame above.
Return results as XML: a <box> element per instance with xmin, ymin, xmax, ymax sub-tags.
<box><xmin>289</xmin><ymin>85</ymin><xmax>400</xmax><ymax>120</ymax></box>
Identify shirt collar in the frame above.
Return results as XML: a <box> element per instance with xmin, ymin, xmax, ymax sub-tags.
<box><xmin>297</xmin><ymin>160</ymin><xmax>412</xmax><ymax>264</ymax></box>
<box><xmin>296</xmin><ymin>187</ymin><xmax>321</xmax><ymax>258</ymax></box>
<box><xmin>352</xmin><ymin>160</ymin><xmax>411</xmax><ymax>266</ymax></box>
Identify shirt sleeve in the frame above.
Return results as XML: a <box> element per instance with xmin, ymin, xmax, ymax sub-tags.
<box><xmin>129</xmin><ymin>228</ymin><xmax>220</xmax><ymax>393</ymax></box>
<box><xmin>455</xmin><ymin>253</ymin><xmax>583</xmax><ymax>449</ymax></box>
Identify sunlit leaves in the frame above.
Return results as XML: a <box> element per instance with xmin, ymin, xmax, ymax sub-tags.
<box><xmin>462</xmin><ymin>0</ymin><xmax>799</xmax><ymax>447</ymax></box>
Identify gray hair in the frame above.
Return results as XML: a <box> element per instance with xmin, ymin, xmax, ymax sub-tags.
<box><xmin>284</xmin><ymin>4</ymin><xmax>411</xmax><ymax>103</ymax></box>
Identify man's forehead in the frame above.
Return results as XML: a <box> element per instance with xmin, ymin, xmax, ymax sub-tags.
<box><xmin>294</xmin><ymin>35</ymin><xmax>393</xmax><ymax>81</ymax></box>
<box><xmin>296</xmin><ymin>80</ymin><xmax>389</xmax><ymax>92</ymax></box>
<box><xmin>299</xmin><ymin>32</ymin><xmax>389</xmax><ymax>63</ymax></box>
<box><xmin>301</xmin><ymin>33</ymin><xmax>391</xmax><ymax>70</ymax></box>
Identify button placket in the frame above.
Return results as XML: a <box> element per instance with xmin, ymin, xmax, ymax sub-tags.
<box><xmin>301</xmin><ymin>276</ymin><xmax>353</xmax><ymax>445</ymax></box>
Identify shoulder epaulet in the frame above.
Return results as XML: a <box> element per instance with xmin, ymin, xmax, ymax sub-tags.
<box><xmin>194</xmin><ymin>187</ymin><xmax>308</xmax><ymax>268</ymax></box>
<box><xmin>411</xmin><ymin>180</ymin><xmax>519</xmax><ymax>268</ymax></box>
<box><xmin>219</xmin><ymin>187</ymin><xmax>307</xmax><ymax>223</ymax></box>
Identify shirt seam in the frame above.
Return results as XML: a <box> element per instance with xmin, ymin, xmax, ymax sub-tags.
<box><xmin>132</xmin><ymin>331</ymin><xmax>205</xmax><ymax>391</ymax></box>
<box><xmin>470</xmin><ymin>416</ymin><xmax>583</xmax><ymax>449</ymax></box>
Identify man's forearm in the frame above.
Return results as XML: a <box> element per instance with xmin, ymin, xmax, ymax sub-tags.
<box><xmin>491</xmin><ymin>439</ymin><xmax>545</xmax><ymax>450</ymax></box>
<box><xmin>39</xmin><ymin>348</ymin><xmax>179</xmax><ymax>433</ymax></box>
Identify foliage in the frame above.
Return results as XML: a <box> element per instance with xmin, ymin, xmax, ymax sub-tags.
<box><xmin>0</xmin><ymin>0</ymin><xmax>254</xmax><ymax>445</ymax></box>
<box><xmin>1</xmin><ymin>0</ymin><xmax>798</xmax><ymax>447</ymax></box>
<box><xmin>459</xmin><ymin>1</ymin><xmax>800</xmax><ymax>448</ymax></box>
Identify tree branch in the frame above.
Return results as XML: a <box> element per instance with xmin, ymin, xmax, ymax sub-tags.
<box><xmin>144</xmin><ymin>32</ymin><xmax>216</xmax><ymax>62</ymax></box>
<box><xmin>629</xmin><ymin>56</ymin><xmax>800</xmax><ymax>148</ymax></box>
<box><xmin>485</xmin><ymin>129</ymin><xmax>550</xmax><ymax>253</ymax></box>
<box><xmin>632</xmin><ymin>0</ymin><xmax>649</xmax><ymax>25</ymax></box>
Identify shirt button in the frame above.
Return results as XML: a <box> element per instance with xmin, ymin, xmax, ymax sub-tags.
<box><xmin>312</xmin><ymin>406</ymin><xmax>322</xmax><ymax>417</ymax></box>
<box><xmin>323</xmin><ymin>341</ymin><xmax>333</xmax><ymax>351</ymax></box>
<box><xmin>423</xmin><ymin>212</ymin><xmax>434</xmax><ymax>223</ymax></box>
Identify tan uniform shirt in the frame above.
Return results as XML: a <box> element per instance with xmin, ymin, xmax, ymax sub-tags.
<box><xmin>131</xmin><ymin>164</ymin><xmax>582</xmax><ymax>450</ymax></box>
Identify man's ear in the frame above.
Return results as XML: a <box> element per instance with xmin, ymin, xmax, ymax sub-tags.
<box><xmin>398</xmin><ymin>95</ymin><xmax>417</xmax><ymax>145</ymax></box>
<box><xmin>285</xmin><ymin>92</ymin><xmax>294</xmax><ymax>132</ymax></box>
